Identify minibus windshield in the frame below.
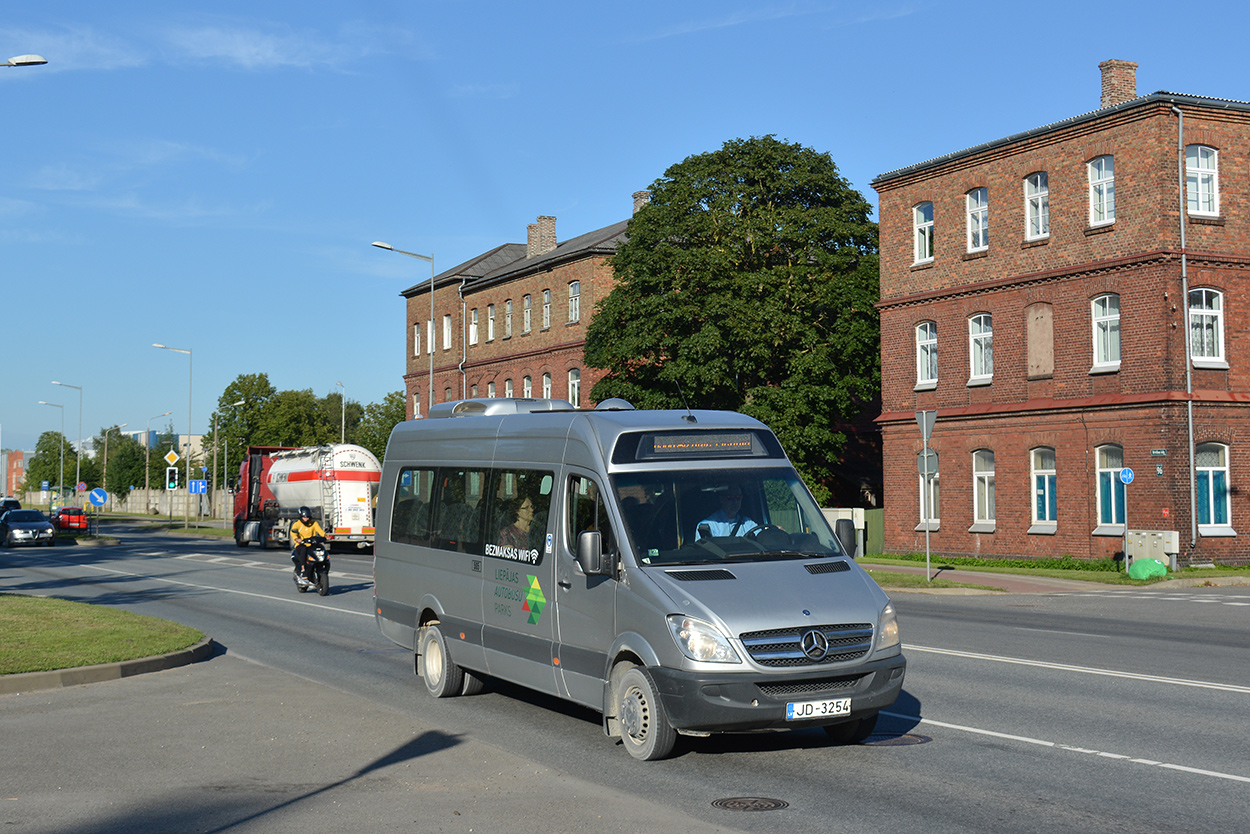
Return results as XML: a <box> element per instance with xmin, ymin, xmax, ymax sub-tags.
<box><xmin>611</xmin><ymin>467</ymin><xmax>846</xmax><ymax>565</ymax></box>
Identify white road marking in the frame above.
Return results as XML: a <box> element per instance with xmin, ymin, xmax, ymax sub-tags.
<box><xmin>906</xmin><ymin>644</ymin><xmax>1250</xmax><ymax>694</ymax></box>
<box><xmin>881</xmin><ymin>711</ymin><xmax>1250</xmax><ymax>785</ymax></box>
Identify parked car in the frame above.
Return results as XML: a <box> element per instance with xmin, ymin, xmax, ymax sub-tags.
<box><xmin>0</xmin><ymin>497</ymin><xmax>20</xmax><ymax>515</ymax></box>
<box><xmin>0</xmin><ymin>509</ymin><xmax>56</xmax><ymax>547</ymax></box>
<box><xmin>52</xmin><ymin>506</ymin><xmax>88</xmax><ymax>531</ymax></box>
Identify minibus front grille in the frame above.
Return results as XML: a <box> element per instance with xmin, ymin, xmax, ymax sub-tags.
<box><xmin>804</xmin><ymin>560</ymin><xmax>851</xmax><ymax>574</ymax></box>
<box><xmin>756</xmin><ymin>675</ymin><xmax>864</xmax><ymax>697</ymax></box>
<box><xmin>739</xmin><ymin>623</ymin><xmax>873</xmax><ymax>667</ymax></box>
<box><xmin>665</xmin><ymin>568</ymin><xmax>737</xmax><ymax>581</ymax></box>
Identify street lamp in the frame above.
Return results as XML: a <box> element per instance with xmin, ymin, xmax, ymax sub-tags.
<box><xmin>101</xmin><ymin>424</ymin><xmax>128</xmax><ymax>498</ymax></box>
<box><xmin>50</xmin><ymin>381</ymin><xmax>82</xmax><ymax>497</ymax></box>
<box><xmin>144</xmin><ymin>411</ymin><xmax>172</xmax><ymax>514</ymax></box>
<box><xmin>153</xmin><ymin>343</ymin><xmax>192</xmax><ymax>529</ymax></box>
<box><xmin>211</xmin><ymin>399</ymin><xmax>245</xmax><ymax>515</ymax></box>
<box><xmin>4</xmin><ymin>55</ymin><xmax>47</xmax><ymax>68</ymax></box>
<box><xmin>373</xmin><ymin>241</ymin><xmax>434</xmax><ymax>416</ymax></box>
<box><xmin>37</xmin><ymin>401</ymin><xmax>64</xmax><ymax>509</ymax></box>
<box><xmin>336</xmin><ymin>381</ymin><xmax>345</xmax><ymax>444</ymax></box>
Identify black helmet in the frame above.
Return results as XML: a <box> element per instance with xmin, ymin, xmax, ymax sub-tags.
<box><xmin>299</xmin><ymin>506</ymin><xmax>311</xmax><ymax>518</ymax></box>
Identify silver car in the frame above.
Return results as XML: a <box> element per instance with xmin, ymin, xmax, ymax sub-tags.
<box><xmin>0</xmin><ymin>509</ymin><xmax>57</xmax><ymax>547</ymax></box>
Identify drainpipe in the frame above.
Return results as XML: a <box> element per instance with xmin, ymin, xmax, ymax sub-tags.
<box><xmin>1172</xmin><ymin>104</ymin><xmax>1197</xmax><ymax>556</ymax></box>
<box><xmin>458</xmin><ymin>275</ymin><xmax>468</xmax><ymax>399</ymax></box>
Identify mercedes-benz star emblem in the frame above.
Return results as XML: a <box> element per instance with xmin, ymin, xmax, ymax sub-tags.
<box><xmin>800</xmin><ymin>629</ymin><xmax>829</xmax><ymax>660</ymax></box>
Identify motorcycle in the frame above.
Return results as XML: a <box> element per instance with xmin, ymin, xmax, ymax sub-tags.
<box><xmin>293</xmin><ymin>535</ymin><xmax>331</xmax><ymax>596</ymax></box>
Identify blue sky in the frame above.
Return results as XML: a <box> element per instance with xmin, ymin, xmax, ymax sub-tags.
<box><xmin>3</xmin><ymin>0</ymin><xmax>1246</xmax><ymax>453</ymax></box>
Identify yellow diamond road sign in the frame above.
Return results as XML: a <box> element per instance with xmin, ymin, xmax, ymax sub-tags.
<box><xmin>164</xmin><ymin>450</ymin><xmax>180</xmax><ymax>466</ymax></box>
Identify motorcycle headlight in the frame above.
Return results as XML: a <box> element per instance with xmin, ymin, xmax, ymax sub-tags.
<box><xmin>876</xmin><ymin>603</ymin><xmax>901</xmax><ymax>651</ymax></box>
<box><xmin>666</xmin><ymin>615</ymin><xmax>741</xmax><ymax>664</ymax></box>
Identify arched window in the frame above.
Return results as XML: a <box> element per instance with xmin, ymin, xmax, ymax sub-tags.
<box><xmin>1196</xmin><ymin>442</ymin><xmax>1232</xmax><ymax>533</ymax></box>
<box><xmin>1186</xmin><ymin>145</ymin><xmax>1219</xmax><ymax>216</ymax></box>
<box><xmin>1088</xmin><ymin>155</ymin><xmax>1115</xmax><ymax>226</ymax></box>
<box><xmin>568</xmin><ymin>281</ymin><xmax>581</xmax><ymax>322</ymax></box>
<box><xmin>972</xmin><ymin>449</ymin><xmax>995</xmax><ymax>528</ymax></box>
<box><xmin>966</xmin><ymin>187</ymin><xmax>988</xmax><ymax>252</ymax></box>
<box><xmin>1025</xmin><ymin>172</ymin><xmax>1049</xmax><ymax>239</ymax></box>
<box><xmin>915</xmin><ymin>322</ymin><xmax>937</xmax><ymax>389</ymax></box>
<box><xmin>917</xmin><ymin>451</ymin><xmax>939</xmax><ymax>530</ymax></box>
<box><xmin>969</xmin><ymin>313</ymin><xmax>993</xmax><ymax>383</ymax></box>
<box><xmin>1189</xmin><ymin>288</ymin><xmax>1225</xmax><ymax>366</ymax></box>
<box><xmin>1091</xmin><ymin>293</ymin><xmax>1121</xmax><ymax>371</ymax></box>
<box><xmin>1031</xmin><ymin>447</ymin><xmax>1057</xmax><ymax>527</ymax></box>
<box><xmin>913</xmin><ymin>202</ymin><xmax>934</xmax><ymax>263</ymax></box>
<box><xmin>1095</xmin><ymin>445</ymin><xmax>1125</xmax><ymax>529</ymax></box>
<box><xmin>567</xmin><ymin>368</ymin><xmax>581</xmax><ymax>406</ymax></box>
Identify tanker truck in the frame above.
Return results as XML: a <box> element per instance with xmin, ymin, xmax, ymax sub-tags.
<box><xmin>233</xmin><ymin>444</ymin><xmax>382</xmax><ymax>551</ymax></box>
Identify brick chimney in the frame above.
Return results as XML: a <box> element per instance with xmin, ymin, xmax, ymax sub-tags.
<box><xmin>1099</xmin><ymin>59</ymin><xmax>1138</xmax><ymax>108</ymax></box>
<box><xmin>527</xmin><ymin>216</ymin><xmax>556</xmax><ymax>258</ymax></box>
<box><xmin>633</xmin><ymin>190</ymin><xmax>651</xmax><ymax>215</ymax></box>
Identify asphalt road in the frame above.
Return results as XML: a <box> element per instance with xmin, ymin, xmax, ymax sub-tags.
<box><xmin>2</xmin><ymin>524</ymin><xmax>1248</xmax><ymax>833</ymax></box>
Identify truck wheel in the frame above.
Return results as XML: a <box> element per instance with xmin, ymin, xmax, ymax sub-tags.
<box><xmin>235</xmin><ymin>531</ymin><xmax>248</xmax><ymax>548</ymax></box>
<box><xmin>617</xmin><ymin>667</ymin><xmax>676</xmax><ymax>761</ymax></box>
<box><xmin>419</xmin><ymin>624</ymin><xmax>464</xmax><ymax>698</ymax></box>
<box><xmin>460</xmin><ymin>670</ymin><xmax>485</xmax><ymax>696</ymax></box>
<box><xmin>823</xmin><ymin>712</ymin><xmax>878</xmax><ymax>745</ymax></box>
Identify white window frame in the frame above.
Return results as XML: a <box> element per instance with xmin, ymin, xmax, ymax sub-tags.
<box><xmin>442</xmin><ymin>314</ymin><xmax>452</xmax><ymax>350</ymax></box>
<box><xmin>469</xmin><ymin>308</ymin><xmax>479</xmax><ymax>346</ymax></box>
<box><xmin>504</xmin><ymin>378</ymin><xmax>513</xmax><ymax>398</ymax></box>
<box><xmin>522</xmin><ymin>375</ymin><xmax>532</xmax><ymax>398</ymax></box>
<box><xmin>1189</xmin><ymin>288</ymin><xmax>1226</xmax><ymax>368</ymax></box>
<box><xmin>542</xmin><ymin>289</ymin><xmax>551</xmax><ymax>329</ymax></box>
<box><xmin>542</xmin><ymin>372</ymin><xmax>552</xmax><ymax>398</ymax></box>
<box><xmin>487</xmin><ymin>381</ymin><xmax>496</xmax><ymax>398</ymax></box>
<box><xmin>413</xmin><ymin>392</ymin><xmax>421</xmax><ymax>418</ymax></box>
<box><xmin>523</xmin><ymin>295</ymin><xmax>532</xmax><ymax>333</ymax></box>
<box><xmin>913</xmin><ymin>202</ymin><xmax>934</xmax><ymax>264</ymax></box>
<box><xmin>568</xmin><ymin>281</ymin><xmax>581</xmax><ymax>322</ymax></box>
<box><xmin>1030</xmin><ymin>447</ymin><xmax>1057</xmax><ymax>533</ymax></box>
<box><xmin>968</xmin><ymin>313</ymin><xmax>993</xmax><ymax>385</ymax></box>
<box><xmin>412</xmin><ymin>323</ymin><xmax>421</xmax><ymax>357</ymax></box>
<box><xmin>971</xmin><ymin>449</ymin><xmax>995</xmax><ymax>532</ymax></box>
<box><xmin>915</xmin><ymin>321</ymin><xmax>937</xmax><ymax>390</ymax></box>
<box><xmin>1095</xmin><ymin>444</ymin><xmax>1125</xmax><ymax>533</ymax></box>
<box><xmin>1025</xmin><ymin>172</ymin><xmax>1049</xmax><ymax>240</ymax></box>
<box><xmin>1091</xmin><ymin>293</ymin><xmax>1121</xmax><ymax>373</ymax></box>
<box><xmin>1186</xmin><ymin>145</ymin><xmax>1219</xmax><ymax>217</ymax></box>
<box><xmin>487</xmin><ymin>304</ymin><xmax>495</xmax><ymax>341</ymax></box>
<box><xmin>917</xmin><ymin>451</ymin><xmax>939</xmax><ymax>532</ymax></box>
<box><xmin>505</xmin><ymin>299</ymin><xmax>513</xmax><ymax>338</ymax></box>
<box><xmin>1196</xmin><ymin>442</ymin><xmax>1234</xmax><ymax>535</ymax></box>
<box><xmin>568</xmin><ymin>368</ymin><xmax>581</xmax><ymax>406</ymax></box>
<box><xmin>966</xmin><ymin>187</ymin><xmax>988</xmax><ymax>252</ymax></box>
<box><xmin>1088</xmin><ymin>155</ymin><xmax>1115</xmax><ymax>227</ymax></box>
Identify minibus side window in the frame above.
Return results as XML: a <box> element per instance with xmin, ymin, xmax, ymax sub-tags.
<box><xmin>432</xmin><ymin>469</ymin><xmax>487</xmax><ymax>554</ymax></box>
<box><xmin>391</xmin><ymin>468</ymin><xmax>434</xmax><ymax>546</ymax></box>
<box><xmin>487</xmin><ymin>468</ymin><xmax>554</xmax><ymax>559</ymax></box>
<box><xmin>567</xmin><ymin>475</ymin><xmax>616</xmax><ymax>560</ymax></box>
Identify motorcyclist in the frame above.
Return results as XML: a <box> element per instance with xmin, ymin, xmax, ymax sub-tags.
<box><xmin>291</xmin><ymin>507</ymin><xmax>325</xmax><ymax>585</ymax></box>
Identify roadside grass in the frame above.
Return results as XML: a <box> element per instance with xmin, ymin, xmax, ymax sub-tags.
<box><xmin>860</xmin><ymin>554</ymin><xmax>1250</xmax><ymax>586</ymax></box>
<box><xmin>864</xmin><ymin>569</ymin><xmax>1005</xmax><ymax>592</ymax></box>
<box><xmin>0</xmin><ymin>594</ymin><xmax>203</xmax><ymax>676</ymax></box>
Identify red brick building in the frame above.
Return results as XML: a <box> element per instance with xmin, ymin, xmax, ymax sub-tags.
<box><xmin>401</xmin><ymin>196</ymin><xmax>648</xmax><ymax>418</ymax></box>
<box><xmin>872</xmin><ymin>61</ymin><xmax>1250</xmax><ymax>566</ymax></box>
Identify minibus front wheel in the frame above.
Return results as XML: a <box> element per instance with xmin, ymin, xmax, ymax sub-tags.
<box><xmin>419</xmin><ymin>623</ymin><xmax>464</xmax><ymax>698</ymax></box>
<box><xmin>617</xmin><ymin>667</ymin><xmax>677</xmax><ymax>761</ymax></box>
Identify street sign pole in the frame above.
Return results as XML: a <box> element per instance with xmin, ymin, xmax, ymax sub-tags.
<box><xmin>916</xmin><ymin>411</ymin><xmax>936</xmax><ymax>582</ymax></box>
<box><xmin>1120</xmin><ymin>466</ymin><xmax>1135</xmax><ymax>572</ymax></box>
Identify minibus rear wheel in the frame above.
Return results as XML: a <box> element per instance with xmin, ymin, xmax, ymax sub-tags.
<box><xmin>419</xmin><ymin>624</ymin><xmax>465</xmax><ymax>698</ymax></box>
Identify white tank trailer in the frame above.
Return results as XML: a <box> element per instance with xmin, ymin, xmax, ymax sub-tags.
<box><xmin>266</xmin><ymin>444</ymin><xmax>382</xmax><ymax>549</ymax></box>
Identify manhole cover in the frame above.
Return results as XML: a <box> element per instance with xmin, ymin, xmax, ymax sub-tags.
<box><xmin>712</xmin><ymin>797</ymin><xmax>790</xmax><ymax>812</ymax></box>
<box><xmin>862</xmin><ymin>733</ymin><xmax>931</xmax><ymax>746</ymax></box>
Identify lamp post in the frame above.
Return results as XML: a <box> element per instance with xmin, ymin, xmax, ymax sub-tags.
<box><xmin>373</xmin><ymin>241</ymin><xmax>434</xmax><ymax>416</ymax></box>
<box><xmin>335</xmin><ymin>381</ymin><xmax>345</xmax><ymax>443</ymax></box>
<box><xmin>4</xmin><ymin>54</ymin><xmax>47</xmax><ymax>68</ymax></box>
<box><xmin>211</xmin><ymin>399</ymin><xmax>245</xmax><ymax>517</ymax></box>
<box><xmin>144</xmin><ymin>411</ymin><xmax>172</xmax><ymax>514</ymax></box>
<box><xmin>50</xmin><ymin>381</ymin><xmax>82</xmax><ymax>498</ymax></box>
<box><xmin>101</xmin><ymin>423</ymin><xmax>128</xmax><ymax>499</ymax></box>
<box><xmin>37</xmin><ymin>401</ymin><xmax>64</xmax><ymax>510</ymax></box>
<box><xmin>153</xmin><ymin>343</ymin><xmax>192</xmax><ymax>529</ymax></box>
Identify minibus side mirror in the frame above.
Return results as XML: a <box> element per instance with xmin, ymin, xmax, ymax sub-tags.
<box><xmin>576</xmin><ymin>530</ymin><xmax>608</xmax><ymax>576</ymax></box>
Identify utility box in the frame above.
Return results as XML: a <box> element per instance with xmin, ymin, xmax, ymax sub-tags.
<box><xmin>1126</xmin><ymin>529</ymin><xmax>1180</xmax><ymax>569</ymax></box>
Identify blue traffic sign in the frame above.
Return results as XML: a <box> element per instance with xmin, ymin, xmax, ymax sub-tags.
<box><xmin>1119</xmin><ymin>467</ymin><xmax>1135</xmax><ymax>485</ymax></box>
<box><xmin>189</xmin><ymin>479</ymin><xmax>208</xmax><ymax>494</ymax></box>
<box><xmin>88</xmin><ymin>488</ymin><xmax>108</xmax><ymax>507</ymax></box>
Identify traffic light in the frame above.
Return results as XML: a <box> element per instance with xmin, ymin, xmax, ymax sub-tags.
<box><xmin>165</xmin><ymin>467</ymin><xmax>179</xmax><ymax>490</ymax></box>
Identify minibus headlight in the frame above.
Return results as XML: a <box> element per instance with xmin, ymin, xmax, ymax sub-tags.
<box><xmin>667</xmin><ymin>615</ymin><xmax>741</xmax><ymax>664</ymax></box>
<box><xmin>877</xmin><ymin>603</ymin><xmax>900</xmax><ymax>651</ymax></box>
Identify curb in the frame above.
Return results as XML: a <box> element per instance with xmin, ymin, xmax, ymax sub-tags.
<box><xmin>0</xmin><ymin>637</ymin><xmax>216</xmax><ymax>696</ymax></box>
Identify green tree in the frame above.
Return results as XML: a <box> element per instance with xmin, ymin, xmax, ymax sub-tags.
<box><xmin>584</xmin><ymin>136</ymin><xmax>880</xmax><ymax>503</ymax></box>
<box><xmin>20</xmin><ymin>431</ymin><xmax>79</xmax><ymax>495</ymax></box>
<box><xmin>354</xmin><ymin>391</ymin><xmax>406</xmax><ymax>462</ymax></box>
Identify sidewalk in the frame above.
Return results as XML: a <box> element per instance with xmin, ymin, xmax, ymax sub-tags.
<box><xmin>865</xmin><ymin>561</ymin><xmax>1250</xmax><ymax>594</ymax></box>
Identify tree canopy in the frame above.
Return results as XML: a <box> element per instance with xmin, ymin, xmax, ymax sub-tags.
<box><xmin>584</xmin><ymin>136</ymin><xmax>880</xmax><ymax>503</ymax></box>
